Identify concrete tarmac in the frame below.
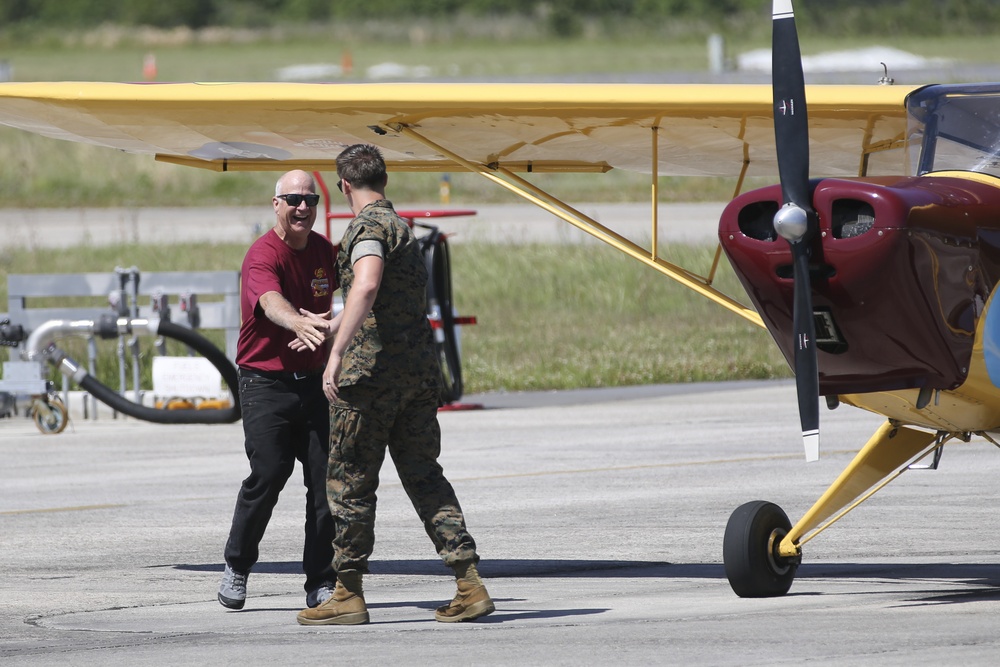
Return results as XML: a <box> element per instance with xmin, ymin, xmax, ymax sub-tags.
<box><xmin>3</xmin><ymin>380</ymin><xmax>1000</xmax><ymax>665</ymax></box>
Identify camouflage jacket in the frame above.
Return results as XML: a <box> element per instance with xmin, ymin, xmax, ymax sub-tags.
<box><xmin>336</xmin><ymin>199</ymin><xmax>440</xmax><ymax>390</ymax></box>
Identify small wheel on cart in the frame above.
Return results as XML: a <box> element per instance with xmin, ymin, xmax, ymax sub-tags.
<box><xmin>32</xmin><ymin>396</ymin><xmax>69</xmax><ymax>435</ymax></box>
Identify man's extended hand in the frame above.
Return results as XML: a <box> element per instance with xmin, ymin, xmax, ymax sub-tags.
<box><xmin>288</xmin><ymin>308</ymin><xmax>334</xmax><ymax>351</ymax></box>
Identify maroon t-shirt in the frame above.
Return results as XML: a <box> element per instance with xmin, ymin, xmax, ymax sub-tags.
<box><xmin>236</xmin><ymin>229</ymin><xmax>337</xmax><ymax>373</ymax></box>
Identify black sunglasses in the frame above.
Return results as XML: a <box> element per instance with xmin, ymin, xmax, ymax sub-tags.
<box><xmin>277</xmin><ymin>193</ymin><xmax>320</xmax><ymax>207</ymax></box>
<box><xmin>336</xmin><ymin>179</ymin><xmax>344</xmax><ymax>192</ymax></box>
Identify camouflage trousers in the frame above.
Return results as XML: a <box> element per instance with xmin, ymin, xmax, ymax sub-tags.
<box><xmin>327</xmin><ymin>382</ymin><xmax>478</xmax><ymax>573</ymax></box>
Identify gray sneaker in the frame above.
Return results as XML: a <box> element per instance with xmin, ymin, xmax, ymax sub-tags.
<box><xmin>306</xmin><ymin>582</ymin><xmax>334</xmax><ymax>608</ymax></box>
<box><xmin>218</xmin><ymin>564</ymin><xmax>248</xmax><ymax>609</ymax></box>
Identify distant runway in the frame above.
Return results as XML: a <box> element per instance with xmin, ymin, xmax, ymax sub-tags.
<box><xmin>0</xmin><ymin>201</ymin><xmax>725</xmax><ymax>249</ymax></box>
<box><xmin>3</xmin><ymin>380</ymin><xmax>1000</xmax><ymax>664</ymax></box>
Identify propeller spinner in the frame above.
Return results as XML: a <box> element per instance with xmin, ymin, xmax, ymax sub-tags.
<box><xmin>772</xmin><ymin>0</ymin><xmax>820</xmax><ymax>461</ymax></box>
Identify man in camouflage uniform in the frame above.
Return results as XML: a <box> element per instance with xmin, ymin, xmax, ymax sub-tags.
<box><xmin>296</xmin><ymin>143</ymin><xmax>494</xmax><ymax>626</ymax></box>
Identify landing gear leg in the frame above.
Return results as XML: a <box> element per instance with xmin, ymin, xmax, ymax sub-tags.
<box><xmin>723</xmin><ymin>500</ymin><xmax>799</xmax><ymax>597</ymax></box>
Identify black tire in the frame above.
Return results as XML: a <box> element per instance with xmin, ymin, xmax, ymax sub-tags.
<box><xmin>723</xmin><ymin>500</ymin><xmax>798</xmax><ymax>598</ymax></box>
<box><xmin>422</xmin><ymin>230</ymin><xmax>463</xmax><ymax>404</ymax></box>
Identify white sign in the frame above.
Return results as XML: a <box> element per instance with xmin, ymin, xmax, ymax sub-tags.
<box><xmin>152</xmin><ymin>357</ymin><xmax>223</xmax><ymax>398</ymax></box>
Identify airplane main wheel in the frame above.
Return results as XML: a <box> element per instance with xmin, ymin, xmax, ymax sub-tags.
<box><xmin>723</xmin><ymin>500</ymin><xmax>798</xmax><ymax>598</ymax></box>
<box><xmin>32</xmin><ymin>396</ymin><xmax>69</xmax><ymax>435</ymax></box>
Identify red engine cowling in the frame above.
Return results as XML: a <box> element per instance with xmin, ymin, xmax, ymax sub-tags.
<box><xmin>719</xmin><ymin>175</ymin><xmax>1000</xmax><ymax>395</ymax></box>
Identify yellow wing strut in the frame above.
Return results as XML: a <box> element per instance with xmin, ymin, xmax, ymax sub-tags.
<box><xmin>388</xmin><ymin>122</ymin><xmax>764</xmax><ymax>328</ymax></box>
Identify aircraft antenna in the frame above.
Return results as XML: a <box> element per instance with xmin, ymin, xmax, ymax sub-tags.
<box><xmin>878</xmin><ymin>62</ymin><xmax>895</xmax><ymax>86</ymax></box>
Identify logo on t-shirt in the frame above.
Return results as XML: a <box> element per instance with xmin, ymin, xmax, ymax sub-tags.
<box><xmin>312</xmin><ymin>268</ymin><xmax>330</xmax><ymax>297</ymax></box>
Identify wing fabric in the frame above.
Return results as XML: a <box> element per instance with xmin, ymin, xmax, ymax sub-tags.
<box><xmin>0</xmin><ymin>82</ymin><xmax>914</xmax><ymax>176</ymax></box>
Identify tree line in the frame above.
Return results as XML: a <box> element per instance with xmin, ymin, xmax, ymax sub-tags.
<box><xmin>0</xmin><ymin>0</ymin><xmax>997</xmax><ymax>36</ymax></box>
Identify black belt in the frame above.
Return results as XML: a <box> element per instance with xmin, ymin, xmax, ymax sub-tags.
<box><xmin>239</xmin><ymin>367</ymin><xmax>323</xmax><ymax>381</ymax></box>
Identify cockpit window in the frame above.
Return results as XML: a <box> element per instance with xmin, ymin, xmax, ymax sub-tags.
<box><xmin>906</xmin><ymin>84</ymin><xmax>1000</xmax><ymax>177</ymax></box>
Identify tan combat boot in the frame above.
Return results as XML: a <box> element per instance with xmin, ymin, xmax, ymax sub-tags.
<box><xmin>434</xmin><ymin>560</ymin><xmax>495</xmax><ymax>622</ymax></box>
<box><xmin>296</xmin><ymin>571</ymin><xmax>369</xmax><ymax>625</ymax></box>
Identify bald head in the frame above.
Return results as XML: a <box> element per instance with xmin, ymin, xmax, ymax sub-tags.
<box><xmin>276</xmin><ymin>170</ymin><xmax>315</xmax><ymax>197</ymax></box>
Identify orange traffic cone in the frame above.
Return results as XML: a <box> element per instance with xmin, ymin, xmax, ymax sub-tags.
<box><xmin>341</xmin><ymin>49</ymin><xmax>353</xmax><ymax>78</ymax></box>
<box><xmin>143</xmin><ymin>53</ymin><xmax>157</xmax><ymax>81</ymax></box>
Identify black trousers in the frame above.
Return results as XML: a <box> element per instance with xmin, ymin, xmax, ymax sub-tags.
<box><xmin>223</xmin><ymin>370</ymin><xmax>335</xmax><ymax>592</ymax></box>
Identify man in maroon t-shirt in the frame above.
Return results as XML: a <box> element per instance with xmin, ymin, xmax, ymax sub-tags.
<box><xmin>219</xmin><ymin>169</ymin><xmax>340</xmax><ymax>611</ymax></box>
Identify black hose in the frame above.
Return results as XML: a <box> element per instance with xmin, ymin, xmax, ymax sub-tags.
<box><xmin>76</xmin><ymin>319</ymin><xmax>241</xmax><ymax>424</ymax></box>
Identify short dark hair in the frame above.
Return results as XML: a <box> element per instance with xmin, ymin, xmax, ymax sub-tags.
<box><xmin>336</xmin><ymin>143</ymin><xmax>387</xmax><ymax>190</ymax></box>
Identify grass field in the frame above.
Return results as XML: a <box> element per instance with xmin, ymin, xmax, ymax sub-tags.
<box><xmin>454</xmin><ymin>242</ymin><xmax>788</xmax><ymax>392</ymax></box>
<box><xmin>0</xmin><ymin>240</ymin><xmax>789</xmax><ymax>394</ymax></box>
<box><xmin>3</xmin><ymin>20</ymin><xmax>998</xmax><ymax>82</ymax></box>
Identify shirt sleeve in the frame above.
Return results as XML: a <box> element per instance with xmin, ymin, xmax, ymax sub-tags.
<box><xmin>344</xmin><ymin>212</ymin><xmax>391</xmax><ymax>265</ymax></box>
<box><xmin>351</xmin><ymin>239</ymin><xmax>385</xmax><ymax>264</ymax></box>
<box><xmin>243</xmin><ymin>256</ymin><xmax>282</xmax><ymax>315</ymax></box>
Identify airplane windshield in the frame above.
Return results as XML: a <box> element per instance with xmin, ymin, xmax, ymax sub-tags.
<box><xmin>906</xmin><ymin>83</ymin><xmax>1000</xmax><ymax>177</ymax></box>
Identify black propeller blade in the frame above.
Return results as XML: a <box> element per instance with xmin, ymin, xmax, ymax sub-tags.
<box><xmin>771</xmin><ymin>0</ymin><xmax>820</xmax><ymax>461</ymax></box>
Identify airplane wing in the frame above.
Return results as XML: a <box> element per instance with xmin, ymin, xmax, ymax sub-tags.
<box><xmin>0</xmin><ymin>80</ymin><xmax>920</xmax><ymax>327</ymax></box>
<box><xmin>0</xmin><ymin>81</ymin><xmax>917</xmax><ymax>177</ymax></box>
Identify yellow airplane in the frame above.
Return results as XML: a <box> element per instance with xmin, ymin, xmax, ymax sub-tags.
<box><xmin>2</xmin><ymin>0</ymin><xmax>998</xmax><ymax>597</ymax></box>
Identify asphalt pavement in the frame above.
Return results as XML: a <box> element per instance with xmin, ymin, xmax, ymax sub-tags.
<box><xmin>3</xmin><ymin>380</ymin><xmax>1000</xmax><ymax>665</ymax></box>
<box><xmin>0</xmin><ymin>201</ymin><xmax>726</xmax><ymax>249</ymax></box>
